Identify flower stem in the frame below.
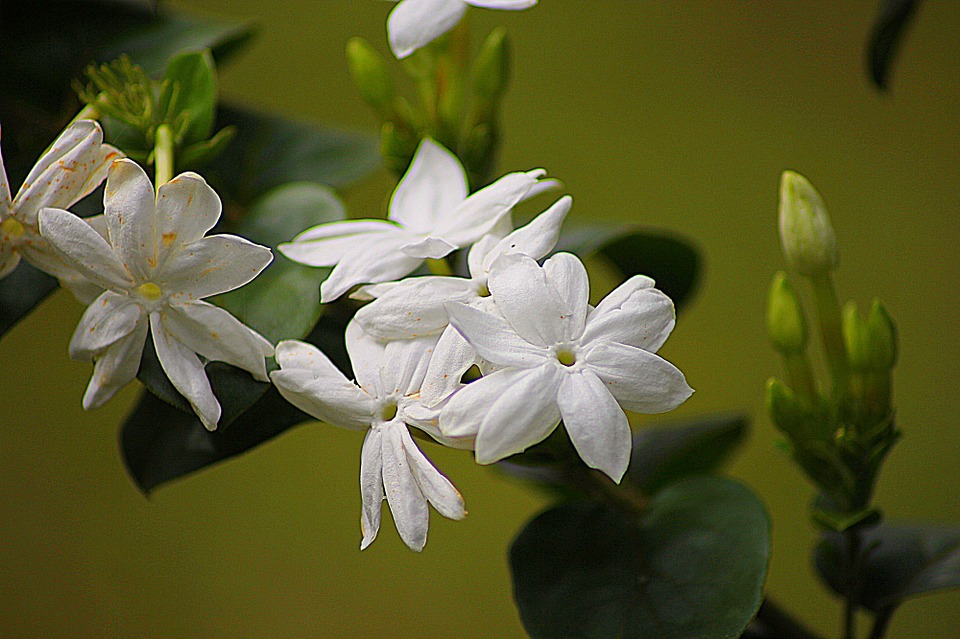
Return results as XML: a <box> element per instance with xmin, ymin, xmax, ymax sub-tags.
<box><xmin>154</xmin><ymin>123</ymin><xmax>176</xmax><ymax>192</ymax></box>
<box><xmin>810</xmin><ymin>273</ymin><xmax>849</xmax><ymax>399</ymax></box>
<box><xmin>841</xmin><ymin>526</ymin><xmax>863</xmax><ymax>639</ymax></box>
<box><xmin>867</xmin><ymin>606</ymin><xmax>895</xmax><ymax>639</ymax></box>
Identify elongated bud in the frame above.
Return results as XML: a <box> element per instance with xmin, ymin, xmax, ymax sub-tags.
<box><xmin>842</xmin><ymin>301</ymin><xmax>871</xmax><ymax>372</ymax></box>
<box><xmin>767</xmin><ymin>271</ymin><xmax>808</xmax><ymax>355</ymax></box>
<box><xmin>867</xmin><ymin>299</ymin><xmax>897</xmax><ymax>371</ymax></box>
<box><xmin>766</xmin><ymin>378</ymin><xmax>808</xmax><ymax>442</ymax></box>
<box><xmin>473</xmin><ymin>27</ymin><xmax>511</xmax><ymax>105</ymax></box>
<box><xmin>779</xmin><ymin>171</ymin><xmax>839</xmax><ymax>276</ymax></box>
<box><xmin>347</xmin><ymin>37</ymin><xmax>395</xmax><ymax>115</ymax></box>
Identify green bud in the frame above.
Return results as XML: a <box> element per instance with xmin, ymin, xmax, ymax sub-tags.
<box><xmin>767</xmin><ymin>271</ymin><xmax>808</xmax><ymax>355</ymax></box>
<box><xmin>766</xmin><ymin>378</ymin><xmax>808</xmax><ymax>442</ymax></box>
<box><xmin>842</xmin><ymin>301</ymin><xmax>871</xmax><ymax>372</ymax></box>
<box><xmin>866</xmin><ymin>299</ymin><xmax>898</xmax><ymax>372</ymax></box>
<box><xmin>347</xmin><ymin>37</ymin><xmax>395</xmax><ymax>115</ymax></box>
<box><xmin>472</xmin><ymin>27</ymin><xmax>511</xmax><ymax>105</ymax></box>
<box><xmin>380</xmin><ymin>121</ymin><xmax>418</xmax><ymax>176</ymax></box>
<box><xmin>779</xmin><ymin>171</ymin><xmax>839</xmax><ymax>277</ymax></box>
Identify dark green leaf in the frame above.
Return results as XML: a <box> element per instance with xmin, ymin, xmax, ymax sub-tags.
<box><xmin>510</xmin><ymin>477</ymin><xmax>770</xmax><ymax>639</ymax></box>
<box><xmin>205</xmin><ymin>105</ymin><xmax>381</xmax><ymax>206</ymax></box>
<box><xmin>625</xmin><ymin>412</ymin><xmax>748</xmax><ymax>494</ymax></box>
<box><xmin>0</xmin><ymin>261</ymin><xmax>59</xmax><ymax>339</ymax></box>
<box><xmin>867</xmin><ymin>0</ymin><xmax>920</xmax><ymax>91</ymax></box>
<box><xmin>815</xmin><ymin>522</ymin><xmax>960</xmax><ymax>613</ymax></box>
<box><xmin>557</xmin><ymin>225</ymin><xmax>701</xmax><ymax>311</ymax></box>
<box><xmin>162</xmin><ymin>49</ymin><xmax>217</xmax><ymax>145</ymax></box>
<box><xmin>121</xmin><ymin>299</ymin><xmax>355</xmax><ymax>493</ymax></box>
<box><xmin>214</xmin><ymin>183</ymin><xmax>346</xmax><ymax>344</ymax></box>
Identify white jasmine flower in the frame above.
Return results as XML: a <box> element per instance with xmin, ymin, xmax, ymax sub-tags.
<box><xmin>388</xmin><ymin>0</ymin><xmax>537</xmax><ymax>59</ymax></box>
<box><xmin>0</xmin><ymin>120</ymin><xmax>121</xmax><ymax>300</ymax></box>
<box><xmin>270</xmin><ymin>321</ymin><xmax>466</xmax><ymax>552</ymax></box>
<box><xmin>354</xmin><ymin>194</ymin><xmax>572</xmax><ymax>405</ymax></box>
<box><xmin>38</xmin><ymin>159</ymin><xmax>273</xmax><ymax>429</ymax></box>
<box><xmin>440</xmin><ymin>252</ymin><xmax>693</xmax><ymax>482</ymax></box>
<box><xmin>279</xmin><ymin>138</ymin><xmax>552</xmax><ymax>303</ymax></box>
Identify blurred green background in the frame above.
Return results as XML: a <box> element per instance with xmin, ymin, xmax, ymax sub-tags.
<box><xmin>1</xmin><ymin>1</ymin><xmax>958</xmax><ymax>637</ymax></box>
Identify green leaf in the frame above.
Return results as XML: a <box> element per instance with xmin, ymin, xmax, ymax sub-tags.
<box><xmin>866</xmin><ymin>0</ymin><xmax>920</xmax><ymax>91</ymax></box>
<box><xmin>510</xmin><ymin>477</ymin><xmax>771</xmax><ymax>639</ymax></box>
<box><xmin>815</xmin><ymin>522</ymin><xmax>960</xmax><ymax>613</ymax></box>
<box><xmin>121</xmin><ymin>299</ymin><xmax>355</xmax><ymax>493</ymax></box>
<box><xmin>101</xmin><ymin>11</ymin><xmax>255</xmax><ymax>77</ymax></box>
<box><xmin>625</xmin><ymin>412</ymin><xmax>748</xmax><ymax>494</ymax></box>
<box><xmin>214</xmin><ymin>183</ymin><xmax>346</xmax><ymax>344</ymax></box>
<box><xmin>557</xmin><ymin>225</ymin><xmax>701</xmax><ymax>311</ymax></box>
<box><xmin>161</xmin><ymin>49</ymin><xmax>217</xmax><ymax>146</ymax></box>
<box><xmin>0</xmin><ymin>261</ymin><xmax>59</xmax><ymax>339</ymax></box>
<box><xmin>205</xmin><ymin>105</ymin><xmax>382</xmax><ymax>206</ymax></box>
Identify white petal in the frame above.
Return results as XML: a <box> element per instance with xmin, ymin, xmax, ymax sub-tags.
<box><xmin>434</xmin><ymin>169</ymin><xmax>547</xmax><ymax>247</ymax></box>
<box><xmin>466</xmin><ymin>0</ymin><xmax>537</xmax><ymax>8</ymax></box>
<box><xmin>360</xmin><ymin>428</ymin><xmax>385</xmax><ymax>550</ymax></box>
<box><xmin>400</xmin><ymin>425</ymin><xmax>465</xmax><ymax>520</ymax></box>
<box><xmin>162</xmin><ymin>234</ymin><xmax>273</xmax><ymax>300</ymax></box>
<box><xmin>354</xmin><ymin>275</ymin><xmax>473</xmax><ymax>340</ymax></box>
<box><xmin>543</xmin><ymin>252</ymin><xmax>590</xmax><ymax>340</ymax></box>
<box><xmin>280</xmin><ymin>220</ymin><xmax>400</xmax><ymax>266</ymax></box>
<box><xmin>444</xmin><ymin>301</ymin><xmax>549</xmax><ymax>368</ymax></box>
<box><xmin>557</xmin><ymin>369</ymin><xmax>631</xmax><ymax>483</ymax></box>
<box><xmin>379</xmin><ymin>334</ymin><xmax>440</xmax><ymax>397</ymax></box>
<box><xmin>318</xmin><ymin>233</ymin><xmax>425</xmax><ymax>303</ymax></box>
<box><xmin>154</xmin><ymin>171</ymin><xmax>223</xmax><ymax>269</ymax></box>
<box><xmin>387</xmin><ymin>0</ymin><xmax>468</xmax><ymax>59</ymax></box>
<box><xmin>102</xmin><ymin>159</ymin><xmax>159</xmax><ymax>281</ymax></box>
<box><xmin>388</xmin><ymin>138</ymin><xmax>467</xmax><ymax>231</ymax></box>
<box><xmin>582</xmin><ymin>286</ymin><xmax>675</xmax><ymax>352</ymax></box>
<box><xmin>467</xmin><ymin>234</ymin><xmax>500</xmax><ymax>279</ymax></box>
<box><xmin>483</xmin><ymin>195</ymin><xmax>572</xmax><ymax>272</ymax></box>
<box><xmin>69</xmin><ymin>291</ymin><xmax>144</xmax><ymax>360</ymax></box>
<box><xmin>345</xmin><ymin>319</ymin><xmax>386</xmax><ymax>395</ymax></box>
<box><xmin>0</xmin><ymin>245</ymin><xmax>20</xmax><ymax>280</ymax></box>
<box><xmin>271</xmin><ymin>368</ymin><xmax>374</xmax><ymax>431</ymax></box>
<box><xmin>162</xmin><ymin>301</ymin><xmax>273</xmax><ymax>380</ymax></box>
<box><xmin>275</xmin><ymin>338</ymin><xmax>345</xmax><ymax>378</ymax></box>
<box><xmin>81</xmin><ymin>318</ymin><xmax>148</xmax><ymax>410</ymax></box>
<box><xmin>420</xmin><ymin>324</ymin><xmax>478</xmax><ymax>406</ymax></box>
<box><xmin>588</xmin><ymin>273</ymin><xmax>656</xmax><ymax>319</ymax></box>
<box><xmin>150</xmin><ymin>313</ymin><xmax>221</xmax><ymax>430</ymax></box>
<box><xmin>583</xmin><ymin>341</ymin><xmax>693</xmax><ymax>414</ymax></box>
<box><xmin>381</xmin><ymin>422</ymin><xmax>430</xmax><ymax>551</ymax></box>
<box><xmin>38</xmin><ymin>207</ymin><xmax>133</xmax><ymax>290</ymax></box>
<box><xmin>487</xmin><ymin>253</ymin><xmax>570</xmax><ymax>347</ymax></box>
<box><xmin>398</xmin><ymin>235</ymin><xmax>457</xmax><ymax>260</ymax></box>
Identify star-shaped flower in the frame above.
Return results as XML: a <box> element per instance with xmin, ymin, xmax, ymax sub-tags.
<box><xmin>0</xmin><ymin>120</ymin><xmax>121</xmax><ymax>299</ymax></box>
<box><xmin>270</xmin><ymin>321</ymin><xmax>466</xmax><ymax>551</ymax></box>
<box><xmin>38</xmin><ymin>159</ymin><xmax>274</xmax><ymax>428</ymax></box>
<box><xmin>439</xmin><ymin>252</ymin><xmax>694</xmax><ymax>482</ymax></box>
<box><xmin>388</xmin><ymin>0</ymin><xmax>538</xmax><ymax>59</ymax></box>
<box><xmin>278</xmin><ymin>138</ymin><xmax>553</xmax><ymax>303</ymax></box>
<box><xmin>353</xmin><ymin>194</ymin><xmax>572</xmax><ymax>405</ymax></box>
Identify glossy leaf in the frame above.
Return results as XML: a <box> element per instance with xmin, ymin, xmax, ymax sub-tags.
<box><xmin>0</xmin><ymin>261</ymin><xmax>59</xmax><ymax>339</ymax></box>
<box><xmin>161</xmin><ymin>49</ymin><xmax>217</xmax><ymax>146</ymax></box>
<box><xmin>815</xmin><ymin>522</ymin><xmax>960</xmax><ymax>613</ymax></box>
<box><xmin>510</xmin><ymin>477</ymin><xmax>771</xmax><ymax>639</ymax></box>
<box><xmin>214</xmin><ymin>183</ymin><xmax>346</xmax><ymax>344</ymax></box>
<box><xmin>205</xmin><ymin>105</ymin><xmax>381</xmax><ymax>206</ymax></box>
<box><xmin>557</xmin><ymin>225</ymin><xmax>701</xmax><ymax>311</ymax></box>
<box><xmin>867</xmin><ymin>0</ymin><xmax>920</xmax><ymax>91</ymax></box>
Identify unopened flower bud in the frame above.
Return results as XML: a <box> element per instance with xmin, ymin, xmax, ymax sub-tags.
<box><xmin>779</xmin><ymin>171</ymin><xmax>839</xmax><ymax>277</ymax></box>
<box><xmin>766</xmin><ymin>378</ymin><xmax>807</xmax><ymax>442</ymax></box>
<box><xmin>842</xmin><ymin>301</ymin><xmax>871</xmax><ymax>372</ymax></box>
<box><xmin>866</xmin><ymin>299</ymin><xmax>898</xmax><ymax>372</ymax></box>
<box><xmin>472</xmin><ymin>27</ymin><xmax>511</xmax><ymax>105</ymax></box>
<box><xmin>347</xmin><ymin>37</ymin><xmax>395</xmax><ymax>115</ymax></box>
<box><xmin>767</xmin><ymin>271</ymin><xmax>808</xmax><ymax>355</ymax></box>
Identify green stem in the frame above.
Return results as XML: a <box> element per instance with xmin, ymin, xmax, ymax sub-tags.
<box><xmin>810</xmin><ymin>273</ymin><xmax>849</xmax><ymax>400</ymax></box>
<box><xmin>842</xmin><ymin>527</ymin><xmax>863</xmax><ymax>639</ymax></box>
<box><xmin>784</xmin><ymin>352</ymin><xmax>818</xmax><ymax>404</ymax></box>
<box><xmin>867</xmin><ymin>606</ymin><xmax>896</xmax><ymax>639</ymax></box>
<box><xmin>425</xmin><ymin>257</ymin><xmax>454</xmax><ymax>276</ymax></box>
<box><xmin>154</xmin><ymin>123</ymin><xmax>176</xmax><ymax>192</ymax></box>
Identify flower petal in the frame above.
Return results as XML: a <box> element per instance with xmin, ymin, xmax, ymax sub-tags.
<box><xmin>582</xmin><ymin>285</ymin><xmax>675</xmax><ymax>352</ymax></box>
<box><xmin>483</xmin><ymin>195</ymin><xmax>572</xmax><ymax>272</ymax></box>
<box><xmin>588</xmin><ymin>273</ymin><xmax>655</xmax><ymax>319</ymax></box>
<box><xmin>360</xmin><ymin>427</ymin><xmax>384</xmax><ymax>550</ymax></box>
<box><xmin>381</xmin><ymin>421</ymin><xmax>430</xmax><ymax>551</ymax></box>
<box><xmin>387</xmin><ymin>0</ymin><xmax>468</xmax><ymax>59</ymax></box>
<box><xmin>398</xmin><ymin>235</ymin><xmax>457</xmax><ymax>260</ymax></box>
<box><xmin>400</xmin><ymin>425</ymin><xmax>465</xmax><ymax>520</ymax></box>
<box><xmin>467</xmin><ymin>0</ymin><xmax>537</xmax><ymax>8</ymax></box>
<box><xmin>162</xmin><ymin>234</ymin><xmax>273</xmax><ymax>301</ymax></box>
<box><xmin>557</xmin><ymin>369</ymin><xmax>631</xmax><ymax>483</ymax></box>
<box><xmin>487</xmin><ymin>252</ymin><xmax>570</xmax><ymax>347</ymax></box>
<box><xmin>543</xmin><ymin>252</ymin><xmax>590</xmax><ymax>340</ymax></box>
<box><xmin>345</xmin><ymin>319</ymin><xmax>386</xmax><ymax>395</ymax></box>
<box><xmin>444</xmin><ymin>301</ymin><xmax>549</xmax><ymax>368</ymax></box>
<box><xmin>102</xmin><ymin>159</ymin><xmax>159</xmax><ymax>281</ymax></box>
<box><xmin>318</xmin><ymin>233</ymin><xmax>424</xmax><ymax>303</ymax></box>
<box><xmin>38</xmin><ymin>207</ymin><xmax>133</xmax><ymax>290</ymax></box>
<box><xmin>150</xmin><ymin>312</ymin><xmax>221</xmax><ymax>430</ymax></box>
<box><xmin>379</xmin><ymin>334</ymin><xmax>440</xmax><ymax>397</ymax></box>
<box><xmin>162</xmin><ymin>301</ymin><xmax>273</xmax><ymax>381</ymax></box>
<box><xmin>0</xmin><ymin>245</ymin><xmax>20</xmax><ymax>280</ymax></box>
<box><xmin>420</xmin><ymin>324</ymin><xmax>478</xmax><ymax>406</ymax></box>
<box><xmin>388</xmin><ymin>138</ymin><xmax>467</xmax><ymax>231</ymax></box>
<box><xmin>354</xmin><ymin>275</ymin><xmax>473</xmax><ymax>340</ymax></box>
<box><xmin>154</xmin><ymin>171</ymin><xmax>223</xmax><ymax>269</ymax></box>
<box><xmin>583</xmin><ymin>341</ymin><xmax>694</xmax><ymax>414</ymax></box>
<box><xmin>81</xmin><ymin>318</ymin><xmax>148</xmax><ymax>410</ymax></box>
<box><xmin>69</xmin><ymin>291</ymin><xmax>144</xmax><ymax>360</ymax></box>
<box><xmin>280</xmin><ymin>220</ymin><xmax>400</xmax><ymax>266</ymax></box>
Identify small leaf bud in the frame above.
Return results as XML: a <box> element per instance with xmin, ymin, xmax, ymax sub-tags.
<box><xmin>779</xmin><ymin>171</ymin><xmax>839</xmax><ymax>277</ymax></box>
<box><xmin>347</xmin><ymin>37</ymin><xmax>395</xmax><ymax>115</ymax></box>
<box><xmin>767</xmin><ymin>271</ymin><xmax>808</xmax><ymax>355</ymax></box>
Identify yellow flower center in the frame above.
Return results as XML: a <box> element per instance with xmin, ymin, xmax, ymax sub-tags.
<box><xmin>137</xmin><ymin>282</ymin><xmax>163</xmax><ymax>301</ymax></box>
<box><xmin>557</xmin><ymin>349</ymin><xmax>576</xmax><ymax>367</ymax></box>
<box><xmin>1</xmin><ymin>217</ymin><xmax>25</xmax><ymax>239</ymax></box>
